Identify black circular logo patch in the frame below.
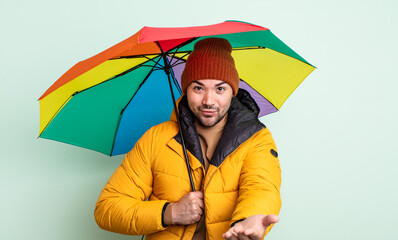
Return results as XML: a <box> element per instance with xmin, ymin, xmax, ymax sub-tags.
<box><xmin>270</xmin><ymin>149</ymin><xmax>278</xmax><ymax>158</ymax></box>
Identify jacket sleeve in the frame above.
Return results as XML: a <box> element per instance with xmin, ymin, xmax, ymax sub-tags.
<box><xmin>94</xmin><ymin>127</ymin><xmax>168</xmax><ymax>235</ymax></box>
<box><xmin>231</xmin><ymin>128</ymin><xmax>282</xmax><ymax>236</ymax></box>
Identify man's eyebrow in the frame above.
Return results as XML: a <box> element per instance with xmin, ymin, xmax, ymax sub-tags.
<box><xmin>215</xmin><ymin>82</ymin><xmax>228</xmax><ymax>87</ymax></box>
<box><xmin>192</xmin><ymin>81</ymin><xmax>204</xmax><ymax>86</ymax></box>
<box><xmin>191</xmin><ymin>81</ymin><xmax>228</xmax><ymax>87</ymax></box>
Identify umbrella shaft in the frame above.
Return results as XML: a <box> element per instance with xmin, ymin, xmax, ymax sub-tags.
<box><xmin>159</xmin><ymin>49</ymin><xmax>196</xmax><ymax>192</ymax></box>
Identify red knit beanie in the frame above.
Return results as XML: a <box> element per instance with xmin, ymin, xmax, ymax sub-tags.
<box><xmin>181</xmin><ymin>38</ymin><xmax>240</xmax><ymax>96</ymax></box>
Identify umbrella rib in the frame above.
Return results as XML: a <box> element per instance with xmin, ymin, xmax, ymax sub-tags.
<box><xmin>167</xmin><ymin>43</ymin><xmax>189</xmax><ymax>66</ymax></box>
<box><xmin>74</xmin><ymin>58</ymin><xmax>159</xmax><ymax>96</ymax></box>
<box><xmin>112</xmin><ymin>39</ymin><xmax>262</xmax><ymax>70</ymax></box>
<box><xmin>120</xmin><ymin>58</ymin><xmax>161</xmax><ymax>115</ymax></box>
<box><xmin>166</xmin><ymin>58</ymin><xmax>183</xmax><ymax>95</ymax></box>
<box><xmin>170</xmin><ymin>60</ymin><xmax>186</xmax><ymax>68</ymax></box>
<box><xmin>110</xmin><ymin>54</ymin><xmax>165</xmax><ymax>69</ymax></box>
<box><xmin>110</xmin><ymin>58</ymin><xmax>162</xmax><ymax>156</ymax></box>
<box><xmin>168</xmin><ymin>44</ymin><xmax>182</xmax><ymax>64</ymax></box>
<box><xmin>143</xmin><ymin>55</ymin><xmax>164</xmax><ymax>68</ymax></box>
<box><xmin>155</xmin><ymin>53</ymin><xmax>182</xmax><ymax>94</ymax></box>
<box><xmin>40</xmin><ymin>55</ymin><xmax>159</xmax><ymax>142</ymax></box>
<box><xmin>156</xmin><ymin>40</ymin><xmax>195</xmax><ymax>192</ymax></box>
<box><xmin>232</xmin><ymin>46</ymin><xmax>266</xmax><ymax>51</ymax></box>
<box><xmin>109</xmin><ymin>113</ymin><xmax>124</xmax><ymax>156</ymax></box>
<box><xmin>157</xmin><ymin>37</ymin><xmax>198</xmax><ymax>67</ymax></box>
<box><xmin>166</xmin><ymin>46</ymin><xmax>266</xmax><ymax>68</ymax></box>
<box><xmin>109</xmin><ymin>53</ymin><xmax>159</xmax><ymax>60</ymax></box>
<box><xmin>164</xmin><ymin>37</ymin><xmax>198</xmax><ymax>54</ymax></box>
<box><xmin>165</xmin><ymin>46</ymin><xmax>266</xmax><ymax>57</ymax></box>
<box><xmin>141</xmin><ymin>64</ymin><xmax>162</xmax><ymax>69</ymax></box>
<box><xmin>170</xmin><ymin>52</ymin><xmax>189</xmax><ymax>67</ymax></box>
<box><xmin>39</xmin><ymin>92</ymin><xmax>76</xmax><ymax>137</ymax></box>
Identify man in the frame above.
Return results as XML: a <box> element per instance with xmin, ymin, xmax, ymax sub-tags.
<box><xmin>94</xmin><ymin>38</ymin><xmax>281</xmax><ymax>240</ymax></box>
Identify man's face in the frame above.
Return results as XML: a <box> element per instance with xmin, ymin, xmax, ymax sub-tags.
<box><xmin>186</xmin><ymin>79</ymin><xmax>234</xmax><ymax>128</ymax></box>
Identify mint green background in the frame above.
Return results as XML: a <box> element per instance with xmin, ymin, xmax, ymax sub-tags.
<box><xmin>1</xmin><ymin>0</ymin><xmax>397</xmax><ymax>239</ymax></box>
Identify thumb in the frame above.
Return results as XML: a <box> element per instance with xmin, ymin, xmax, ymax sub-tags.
<box><xmin>262</xmin><ymin>214</ymin><xmax>279</xmax><ymax>228</ymax></box>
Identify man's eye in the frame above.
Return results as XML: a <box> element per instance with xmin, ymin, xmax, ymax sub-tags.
<box><xmin>217</xmin><ymin>87</ymin><xmax>225</xmax><ymax>92</ymax></box>
<box><xmin>193</xmin><ymin>86</ymin><xmax>203</xmax><ymax>91</ymax></box>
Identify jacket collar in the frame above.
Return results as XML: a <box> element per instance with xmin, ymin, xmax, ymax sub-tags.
<box><xmin>174</xmin><ymin>89</ymin><xmax>265</xmax><ymax>167</ymax></box>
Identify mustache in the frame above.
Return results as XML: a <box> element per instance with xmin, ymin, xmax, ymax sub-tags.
<box><xmin>199</xmin><ymin>104</ymin><xmax>216</xmax><ymax>110</ymax></box>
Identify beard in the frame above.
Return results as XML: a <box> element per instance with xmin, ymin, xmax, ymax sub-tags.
<box><xmin>192</xmin><ymin>105</ymin><xmax>228</xmax><ymax>128</ymax></box>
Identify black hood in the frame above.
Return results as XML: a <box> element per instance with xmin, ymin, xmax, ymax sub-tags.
<box><xmin>175</xmin><ymin>88</ymin><xmax>265</xmax><ymax>167</ymax></box>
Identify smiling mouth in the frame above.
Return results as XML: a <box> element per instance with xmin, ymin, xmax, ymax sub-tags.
<box><xmin>201</xmin><ymin>110</ymin><xmax>216</xmax><ymax>116</ymax></box>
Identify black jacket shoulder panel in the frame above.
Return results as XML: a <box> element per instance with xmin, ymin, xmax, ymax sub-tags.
<box><xmin>174</xmin><ymin>96</ymin><xmax>205</xmax><ymax>166</ymax></box>
<box><xmin>211</xmin><ymin>89</ymin><xmax>265</xmax><ymax>167</ymax></box>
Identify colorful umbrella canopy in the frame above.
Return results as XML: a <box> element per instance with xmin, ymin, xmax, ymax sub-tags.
<box><xmin>38</xmin><ymin>20</ymin><xmax>315</xmax><ymax>156</ymax></box>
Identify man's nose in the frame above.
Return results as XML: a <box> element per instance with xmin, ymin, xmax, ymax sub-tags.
<box><xmin>202</xmin><ymin>91</ymin><xmax>215</xmax><ymax>106</ymax></box>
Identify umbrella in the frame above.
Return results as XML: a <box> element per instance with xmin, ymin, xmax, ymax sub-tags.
<box><xmin>38</xmin><ymin>20</ymin><xmax>315</xmax><ymax>190</ymax></box>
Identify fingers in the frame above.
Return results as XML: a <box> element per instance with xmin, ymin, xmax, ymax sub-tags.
<box><xmin>171</xmin><ymin>192</ymin><xmax>205</xmax><ymax>225</ymax></box>
<box><xmin>192</xmin><ymin>192</ymin><xmax>204</xmax><ymax>224</ymax></box>
<box><xmin>224</xmin><ymin>214</ymin><xmax>280</xmax><ymax>240</ymax></box>
<box><xmin>228</xmin><ymin>214</ymin><xmax>279</xmax><ymax>240</ymax></box>
<box><xmin>223</xmin><ymin>229</ymin><xmax>239</xmax><ymax>240</ymax></box>
<box><xmin>231</xmin><ymin>225</ymin><xmax>249</xmax><ymax>239</ymax></box>
<box><xmin>242</xmin><ymin>228</ymin><xmax>255</xmax><ymax>236</ymax></box>
<box><xmin>232</xmin><ymin>226</ymin><xmax>246</xmax><ymax>236</ymax></box>
<box><xmin>196</xmin><ymin>204</ymin><xmax>204</xmax><ymax>215</ymax></box>
<box><xmin>192</xmin><ymin>211</ymin><xmax>202</xmax><ymax>222</ymax></box>
<box><xmin>233</xmin><ymin>228</ymin><xmax>258</xmax><ymax>240</ymax></box>
<box><xmin>237</xmin><ymin>234</ymin><xmax>251</xmax><ymax>240</ymax></box>
<box><xmin>190</xmin><ymin>191</ymin><xmax>204</xmax><ymax>211</ymax></box>
<box><xmin>262</xmin><ymin>214</ymin><xmax>279</xmax><ymax>228</ymax></box>
<box><xmin>197</xmin><ymin>197</ymin><xmax>205</xmax><ymax>209</ymax></box>
<box><xmin>191</xmin><ymin>191</ymin><xmax>204</xmax><ymax>199</ymax></box>
<box><xmin>224</xmin><ymin>228</ymin><xmax>252</xmax><ymax>240</ymax></box>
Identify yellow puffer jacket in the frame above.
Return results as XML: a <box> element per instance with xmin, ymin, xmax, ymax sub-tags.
<box><xmin>94</xmin><ymin>90</ymin><xmax>281</xmax><ymax>240</ymax></box>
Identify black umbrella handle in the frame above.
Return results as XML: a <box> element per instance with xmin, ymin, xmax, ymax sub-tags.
<box><xmin>158</xmin><ymin>45</ymin><xmax>196</xmax><ymax>192</ymax></box>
